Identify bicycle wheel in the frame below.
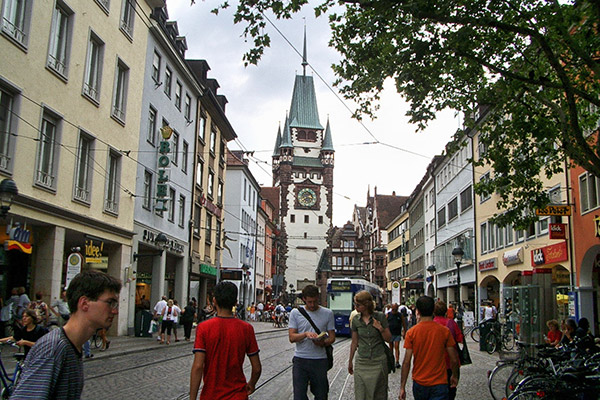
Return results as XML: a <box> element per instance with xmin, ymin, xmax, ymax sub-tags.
<box><xmin>503</xmin><ymin>330</ymin><xmax>515</xmax><ymax>351</ymax></box>
<box><xmin>485</xmin><ymin>332</ymin><xmax>498</xmax><ymax>354</ymax></box>
<box><xmin>92</xmin><ymin>334</ymin><xmax>102</xmax><ymax>349</ymax></box>
<box><xmin>488</xmin><ymin>362</ymin><xmax>516</xmax><ymax>400</ymax></box>
<box><xmin>505</xmin><ymin>368</ymin><xmax>525</xmax><ymax>398</ymax></box>
<box><xmin>471</xmin><ymin>326</ymin><xmax>480</xmax><ymax>342</ymax></box>
<box><xmin>0</xmin><ymin>387</ymin><xmax>9</xmax><ymax>400</ymax></box>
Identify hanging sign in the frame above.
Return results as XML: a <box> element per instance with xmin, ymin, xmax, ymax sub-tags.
<box><xmin>155</xmin><ymin>125</ymin><xmax>173</xmax><ymax>213</ymax></box>
<box><xmin>549</xmin><ymin>223</ymin><xmax>567</xmax><ymax>240</ymax></box>
<box><xmin>4</xmin><ymin>221</ymin><xmax>32</xmax><ymax>254</ymax></box>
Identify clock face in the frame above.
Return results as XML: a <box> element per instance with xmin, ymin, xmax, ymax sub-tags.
<box><xmin>298</xmin><ymin>188</ymin><xmax>317</xmax><ymax>207</ymax></box>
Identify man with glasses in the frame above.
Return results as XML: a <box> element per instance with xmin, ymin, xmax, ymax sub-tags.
<box><xmin>12</xmin><ymin>270</ymin><xmax>121</xmax><ymax>399</ymax></box>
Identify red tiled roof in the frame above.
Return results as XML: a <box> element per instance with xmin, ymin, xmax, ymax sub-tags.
<box><xmin>376</xmin><ymin>194</ymin><xmax>408</xmax><ymax>228</ymax></box>
<box><xmin>261</xmin><ymin>187</ymin><xmax>280</xmax><ymax>214</ymax></box>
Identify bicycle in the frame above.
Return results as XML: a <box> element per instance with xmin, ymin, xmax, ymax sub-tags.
<box><xmin>90</xmin><ymin>328</ymin><xmax>103</xmax><ymax>349</ymax></box>
<box><xmin>484</xmin><ymin>321</ymin><xmax>515</xmax><ymax>354</ymax></box>
<box><xmin>0</xmin><ymin>341</ymin><xmax>25</xmax><ymax>399</ymax></box>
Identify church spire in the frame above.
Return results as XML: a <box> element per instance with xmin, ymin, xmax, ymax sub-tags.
<box><xmin>302</xmin><ymin>23</ymin><xmax>308</xmax><ymax>76</ymax></box>
<box><xmin>272</xmin><ymin>123</ymin><xmax>282</xmax><ymax>157</ymax></box>
<box><xmin>322</xmin><ymin>117</ymin><xmax>334</xmax><ymax>151</ymax></box>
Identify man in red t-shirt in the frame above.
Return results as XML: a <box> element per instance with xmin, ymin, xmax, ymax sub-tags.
<box><xmin>399</xmin><ymin>296</ymin><xmax>459</xmax><ymax>400</ymax></box>
<box><xmin>190</xmin><ymin>282</ymin><xmax>262</xmax><ymax>400</ymax></box>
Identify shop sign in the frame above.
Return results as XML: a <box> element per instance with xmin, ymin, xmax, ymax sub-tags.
<box><xmin>85</xmin><ymin>239</ymin><xmax>107</xmax><ymax>266</ymax></box>
<box><xmin>535</xmin><ymin>205</ymin><xmax>571</xmax><ymax>216</ymax></box>
<box><xmin>549</xmin><ymin>223</ymin><xmax>567</xmax><ymax>240</ymax></box>
<box><xmin>265</xmin><ymin>278</ymin><xmax>273</xmax><ymax>286</ymax></box>
<box><xmin>136</xmin><ymin>272</ymin><xmax>152</xmax><ymax>284</ymax></box>
<box><xmin>4</xmin><ymin>221</ymin><xmax>32</xmax><ymax>254</ymax></box>
<box><xmin>200</xmin><ymin>263</ymin><xmax>217</xmax><ymax>276</ymax></box>
<box><xmin>142</xmin><ymin>229</ymin><xmax>184</xmax><ymax>254</ymax></box>
<box><xmin>201</xmin><ymin>195</ymin><xmax>222</xmax><ymax>218</ymax></box>
<box><xmin>155</xmin><ymin>126</ymin><xmax>173</xmax><ymax>213</ymax></box>
<box><xmin>552</xmin><ymin>268</ymin><xmax>570</xmax><ymax>284</ymax></box>
<box><xmin>479</xmin><ymin>258</ymin><xmax>497</xmax><ymax>272</ymax></box>
<box><xmin>531</xmin><ymin>241</ymin><xmax>568</xmax><ymax>266</ymax></box>
<box><xmin>594</xmin><ymin>215</ymin><xmax>600</xmax><ymax>237</ymax></box>
<box><xmin>503</xmin><ymin>248</ymin><xmax>523</xmax><ymax>266</ymax></box>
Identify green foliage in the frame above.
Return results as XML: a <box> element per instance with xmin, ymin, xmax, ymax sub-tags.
<box><xmin>211</xmin><ymin>0</ymin><xmax>600</xmax><ymax>227</ymax></box>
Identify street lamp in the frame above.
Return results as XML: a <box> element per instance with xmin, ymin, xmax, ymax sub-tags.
<box><xmin>452</xmin><ymin>246</ymin><xmax>464</xmax><ymax>331</ymax></box>
<box><xmin>0</xmin><ymin>178</ymin><xmax>18</xmax><ymax>218</ymax></box>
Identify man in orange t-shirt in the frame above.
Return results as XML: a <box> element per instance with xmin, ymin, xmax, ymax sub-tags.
<box><xmin>399</xmin><ymin>296</ymin><xmax>459</xmax><ymax>400</ymax></box>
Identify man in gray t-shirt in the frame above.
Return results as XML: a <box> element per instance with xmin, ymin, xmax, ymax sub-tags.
<box><xmin>288</xmin><ymin>285</ymin><xmax>335</xmax><ymax>400</ymax></box>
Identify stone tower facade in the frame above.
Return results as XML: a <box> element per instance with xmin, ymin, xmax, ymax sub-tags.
<box><xmin>271</xmin><ymin>33</ymin><xmax>334</xmax><ymax>292</ymax></box>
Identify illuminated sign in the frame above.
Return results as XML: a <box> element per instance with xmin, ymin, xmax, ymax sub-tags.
<box><xmin>330</xmin><ymin>280</ymin><xmax>351</xmax><ymax>291</ymax></box>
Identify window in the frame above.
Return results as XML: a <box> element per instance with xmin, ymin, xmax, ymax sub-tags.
<box><xmin>171</xmin><ymin>131</ymin><xmax>179</xmax><ymax>166</ymax></box>
<box><xmin>206</xmin><ymin>213</ymin><xmax>212</xmax><ymax>243</ymax></box>
<box><xmin>210</xmin><ymin>127</ymin><xmax>216</xmax><ymax>154</ymax></box>
<box><xmin>147</xmin><ymin>106</ymin><xmax>157</xmax><ymax>145</ymax></box>
<box><xmin>105</xmin><ymin>151</ymin><xmax>120</xmax><ymax>214</ymax></box>
<box><xmin>120</xmin><ymin>0</ymin><xmax>134</xmax><ymax>38</ymax></box>
<box><xmin>164</xmin><ymin>67</ymin><xmax>172</xmax><ymax>97</ymax></box>
<box><xmin>198</xmin><ymin>112</ymin><xmax>206</xmax><ymax>142</ymax></box>
<box><xmin>290</xmin><ymin>214</ymin><xmax>295</xmax><ymax>223</ymax></box>
<box><xmin>193</xmin><ymin>203</ymin><xmax>201</xmax><ymax>236</ymax></box>
<box><xmin>319</xmin><ymin>216</ymin><xmax>323</xmax><ymax>224</ymax></box>
<box><xmin>488</xmin><ymin>221</ymin><xmax>496</xmax><ymax>251</ymax></box>
<box><xmin>178</xmin><ymin>195</ymin><xmax>185</xmax><ymax>227</ymax></box>
<box><xmin>219</xmin><ymin>140</ymin><xmax>225</xmax><ymax>163</ymax></box>
<box><xmin>480</xmin><ymin>222</ymin><xmax>488</xmax><ymax>253</ymax></box>
<box><xmin>479</xmin><ymin>172</ymin><xmax>491</xmax><ymax>203</ymax></box>
<box><xmin>168</xmin><ymin>188</ymin><xmax>175</xmax><ymax>222</ymax></box>
<box><xmin>580</xmin><ymin>172</ymin><xmax>600</xmax><ymax>213</ymax></box>
<box><xmin>36</xmin><ymin>111</ymin><xmax>60</xmax><ymax>188</ymax></box>
<box><xmin>217</xmin><ymin>180</ymin><xmax>223</xmax><ymax>204</ymax></box>
<box><xmin>505</xmin><ymin>225</ymin><xmax>514</xmax><ymax>246</ymax></box>
<box><xmin>143</xmin><ymin>170</ymin><xmax>152</xmax><ymax>210</ymax></box>
<box><xmin>196</xmin><ymin>158</ymin><xmax>203</xmax><ymax>187</ymax></box>
<box><xmin>94</xmin><ymin>0</ymin><xmax>110</xmax><ymax>12</ymax></box>
<box><xmin>185</xmin><ymin>94</ymin><xmax>191</xmax><ymax>121</ymax></box>
<box><xmin>437</xmin><ymin>208</ymin><xmax>446</xmax><ymax>228</ymax></box>
<box><xmin>47</xmin><ymin>1</ymin><xmax>73</xmax><ymax>77</ymax></box>
<box><xmin>175</xmin><ymin>81</ymin><xmax>182</xmax><ymax>110</ymax></box>
<box><xmin>152</xmin><ymin>51</ymin><xmax>161</xmax><ymax>83</ymax></box>
<box><xmin>83</xmin><ymin>32</ymin><xmax>104</xmax><ymax>102</ymax></box>
<box><xmin>516</xmin><ymin>228</ymin><xmax>524</xmax><ymax>243</ymax></box>
<box><xmin>1</xmin><ymin>0</ymin><xmax>31</xmax><ymax>46</ymax></box>
<box><xmin>460</xmin><ymin>185</ymin><xmax>472</xmax><ymax>212</ymax></box>
<box><xmin>538</xmin><ymin>217</ymin><xmax>549</xmax><ymax>234</ymax></box>
<box><xmin>0</xmin><ymin>88</ymin><xmax>14</xmax><ymax>170</ymax></box>
<box><xmin>496</xmin><ymin>225</ymin><xmax>504</xmax><ymax>249</ymax></box>
<box><xmin>112</xmin><ymin>59</ymin><xmax>129</xmax><ymax>122</ymax></box>
<box><xmin>74</xmin><ymin>132</ymin><xmax>93</xmax><ymax>203</ymax></box>
<box><xmin>182</xmin><ymin>141</ymin><xmax>188</xmax><ymax>174</ymax></box>
<box><xmin>207</xmin><ymin>170</ymin><xmax>214</xmax><ymax>198</ymax></box>
<box><xmin>304</xmin><ymin>215</ymin><xmax>309</xmax><ymax>223</ymax></box>
<box><xmin>243</xmin><ymin>178</ymin><xmax>247</xmax><ymax>201</ymax></box>
<box><xmin>448</xmin><ymin>197</ymin><xmax>458</xmax><ymax>221</ymax></box>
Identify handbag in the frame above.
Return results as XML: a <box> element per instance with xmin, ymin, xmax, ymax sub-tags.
<box><xmin>374</xmin><ymin>313</ymin><xmax>395</xmax><ymax>374</ymax></box>
<box><xmin>457</xmin><ymin>340</ymin><xmax>472</xmax><ymax>365</ymax></box>
<box><xmin>298</xmin><ymin>307</ymin><xmax>333</xmax><ymax>370</ymax></box>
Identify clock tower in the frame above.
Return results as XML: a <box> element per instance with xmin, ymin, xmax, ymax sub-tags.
<box><xmin>272</xmin><ymin>30</ymin><xmax>334</xmax><ymax>292</ymax></box>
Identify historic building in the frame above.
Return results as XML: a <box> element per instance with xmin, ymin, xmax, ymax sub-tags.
<box><xmin>385</xmin><ymin>207</ymin><xmax>409</xmax><ymax>303</ymax></box>
<box><xmin>271</xmin><ymin>37</ymin><xmax>334</xmax><ymax>292</ymax></box>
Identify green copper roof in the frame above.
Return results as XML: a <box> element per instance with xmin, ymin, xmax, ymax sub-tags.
<box><xmin>317</xmin><ymin>249</ymin><xmax>331</xmax><ymax>272</ymax></box>
<box><xmin>293</xmin><ymin>156</ymin><xmax>323</xmax><ymax>168</ymax></box>
<box><xmin>280</xmin><ymin>114</ymin><xmax>293</xmax><ymax>148</ymax></box>
<box><xmin>322</xmin><ymin>118</ymin><xmax>334</xmax><ymax>151</ymax></box>
<box><xmin>289</xmin><ymin>75</ymin><xmax>323</xmax><ymax>130</ymax></box>
<box><xmin>272</xmin><ymin>125</ymin><xmax>282</xmax><ymax>156</ymax></box>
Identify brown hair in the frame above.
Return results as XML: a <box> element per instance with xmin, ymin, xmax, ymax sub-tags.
<box><xmin>547</xmin><ymin>319</ymin><xmax>559</xmax><ymax>330</ymax></box>
<box><xmin>301</xmin><ymin>285</ymin><xmax>319</xmax><ymax>299</ymax></box>
<box><xmin>434</xmin><ymin>300</ymin><xmax>448</xmax><ymax>317</ymax></box>
<box><xmin>354</xmin><ymin>291</ymin><xmax>375</xmax><ymax>314</ymax></box>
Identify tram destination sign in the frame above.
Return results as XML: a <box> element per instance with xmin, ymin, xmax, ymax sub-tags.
<box><xmin>330</xmin><ymin>280</ymin><xmax>351</xmax><ymax>291</ymax></box>
<box><xmin>535</xmin><ymin>205</ymin><xmax>571</xmax><ymax>216</ymax></box>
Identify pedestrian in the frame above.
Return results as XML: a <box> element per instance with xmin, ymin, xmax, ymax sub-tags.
<box><xmin>545</xmin><ymin>319</ymin><xmax>562</xmax><ymax>347</ymax></box>
<box><xmin>153</xmin><ymin>295</ymin><xmax>167</xmax><ymax>341</ymax></box>
<box><xmin>0</xmin><ymin>309</ymin><xmax>47</xmax><ymax>356</ymax></box>
<box><xmin>0</xmin><ymin>288</ymin><xmax>18</xmax><ymax>336</ymax></box>
<box><xmin>560</xmin><ymin>318</ymin><xmax>577</xmax><ymax>346</ymax></box>
<box><xmin>50</xmin><ymin>290</ymin><xmax>71</xmax><ymax>326</ymax></box>
<box><xmin>98</xmin><ymin>328</ymin><xmax>110</xmax><ymax>351</ymax></box>
<box><xmin>16</xmin><ymin>286</ymin><xmax>30</xmax><ymax>320</ymax></box>
<box><xmin>190</xmin><ymin>281</ymin><xmax>261</xmax><ymax>400</ymax></box>
<box><xmin>250</xmin><ymin>302</ymin><xmax>256</xmax><ymax>321</ymax></box>
<box><xmin>11</xmin><ymin>269</ymin><xmax>121</xmax><ymax>399</ymax></box>
<box><xmin>288</xmin><ymin>284</ymin><xmax>335</xmax><ymax>400</ymax></box>
<box><xmin>408</xmin><ymin>305</ymin><xmax>417</xmax><ymax>327</ymax></box>
<box><xmin>160</xmin><ymin>299</ymin><xmax>178</xmax><ymax>345</ymax></box>
<box><xmin>399</xmin><ymin>296</ymin><xmax>458</xmax><ymax>400</ymax></box>
<box><xmin>29</xmin><ymin>291</ymin><xmax>50</xmax><ymax>327</ymax></box>
<box><xmin>181</xmin><ymin>300</ymin><xmax>197</xmax><ymax>341</ymax></box>
<box><xmin>173</xmin><ymin>299</ymin><xmax>182</xmax><ymax>342</ymax></box>
<box><xmin>384</xmin><ymin>303</ymin><xmax>392</xmax><ymax>316</ymax></box>
<box><xmin>446</xmin><ymin>304</ymin><xmax>455</xmax><ymax>320</ymax></box>
<box><xmin>257</xmin><ymin>301</ymin><xmax>264</xmax><ymax>321</ymax></box>
<box><xmin>387</xmin><ymin>303</ymin><xmax>407</xmax><ymax>369</ymax></box>
<box><xmin>348</xmin><ymin>290</ymin><xmax>392</xmax><ymax>400</ymax></box>
<box><xmin>433</xmin><ymin>300</ymin><xmax>463</xmax><ymax>400</ymax></box>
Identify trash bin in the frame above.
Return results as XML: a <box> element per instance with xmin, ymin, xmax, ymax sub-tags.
<box><xmin>135</xmin><ymin>310</ymin><xmax>153</xmax><ymax>337</ymax></box>
<box><xmin>479</xmin><ymin>322</ymin><xmax>491</xmax><ymax>352</ymax></box>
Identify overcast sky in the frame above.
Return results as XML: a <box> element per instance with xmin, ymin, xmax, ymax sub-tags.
<box><xmin>169</xmin><ymin>1</ymin><xmax>459</xmax><ymax>227</ymax></box>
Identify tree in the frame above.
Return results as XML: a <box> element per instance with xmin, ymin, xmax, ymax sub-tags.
<box><xmin>213</xmin><ymin>0</ymin><xmax>600</xmax><ymax>227</ymax></box>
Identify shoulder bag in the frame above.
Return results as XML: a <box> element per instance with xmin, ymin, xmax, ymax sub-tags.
<box><xmin>298</xmin><ymin>307</ymin><xmax>333</xmax><ymax>370</ymax></box>
<box><xmin>375</xmin><ymin>312</ymin><xmax>395</xmax><ymax>374</ymax></box>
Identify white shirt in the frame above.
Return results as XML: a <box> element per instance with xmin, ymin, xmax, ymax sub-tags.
<box><xmin>154</xmin><ymin>299</ymin><xmax>167</xmax><ymax>316</ymax></box>
<box><xmin>483</xmin><ymin>306</ymin><xmax>494</xmax><ymax>321</ymax></box>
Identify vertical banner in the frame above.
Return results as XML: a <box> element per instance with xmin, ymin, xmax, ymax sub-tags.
<box><xmin>392</xmin><ymin>281</ymin><xmax>400</xmax><ymax>304</ymax></box>
<box><xmin>65</xmin><ymin>252</ymin><xmax>83</xmax><ymax>288</ymax></box>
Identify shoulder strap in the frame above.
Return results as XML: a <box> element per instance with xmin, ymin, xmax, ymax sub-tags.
<box><xmin>298</xmin><ymin>307</ymin><xmax>321</xmax><ymax>334</ymax></box>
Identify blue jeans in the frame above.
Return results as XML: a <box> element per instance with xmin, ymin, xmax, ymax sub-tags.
<box><xmin>292</xmin><ymin>357</ymin><xmax>329</xmax><ymax>400</ymax></box>
<box><xmin>83</xmin><ymin>340</ymin><xmax>91</xmax><ymax>357</ymax></box>
<box><xmin>412</xmin><ymin>381</ymin><xmax>449</xmax><ymax>400</ymax></box>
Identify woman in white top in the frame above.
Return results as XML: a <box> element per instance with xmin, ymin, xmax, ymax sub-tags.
<box><xmin>160</xmin><ymin>299</ymin><xmax>178</xmax><ymax>345</ymax></box>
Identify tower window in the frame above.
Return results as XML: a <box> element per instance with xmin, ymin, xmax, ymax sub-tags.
<box><xmin>319</xmin><ymin>216</ymin><xmax>323</xmax><ymax>224</ymax></box>
<box><xmin>304</xmin><ymin>215</ymin><xmax>309</xmax><ymax>223</ymax></box>
<box><xmin>304</xmin><ymin>232</ymin><xmax>307</xmax><ymax>238</ymax></box>
<box><xmin>290</xmin><ymin>214</ymin><xmax>295</xmax><ymax>223</ymax></box>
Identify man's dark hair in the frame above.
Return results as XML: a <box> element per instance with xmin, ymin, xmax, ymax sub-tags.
<box><xmin>214</xmin><ymin>281</ymin><xmax>238</xmax><ymax>310</ymax></box>
<box><xmin>67</xmin><ymin>270</ymin><xmax>122</xmax><ymax>313</ymax></box>
<box><xmin>416</xmin><ymin>296</ymin><xmax>435</xmax><ymax>317</ymax></box>
<box><xmin>301</xmin><ymin>285</ymin><xmax>319</xmax><ymax>299</ymax></box>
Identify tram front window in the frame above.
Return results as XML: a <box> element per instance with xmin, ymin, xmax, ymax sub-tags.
<box><xmin>329</xmin><ymin>292</ymin><xmax>353</xmax><ymax>315</ymax></box>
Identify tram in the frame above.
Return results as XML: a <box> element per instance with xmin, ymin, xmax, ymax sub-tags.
<box><xmin>326</xmin><ymin>277</ymin><xmax>383</xmax><ymax>336</ymax></box>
